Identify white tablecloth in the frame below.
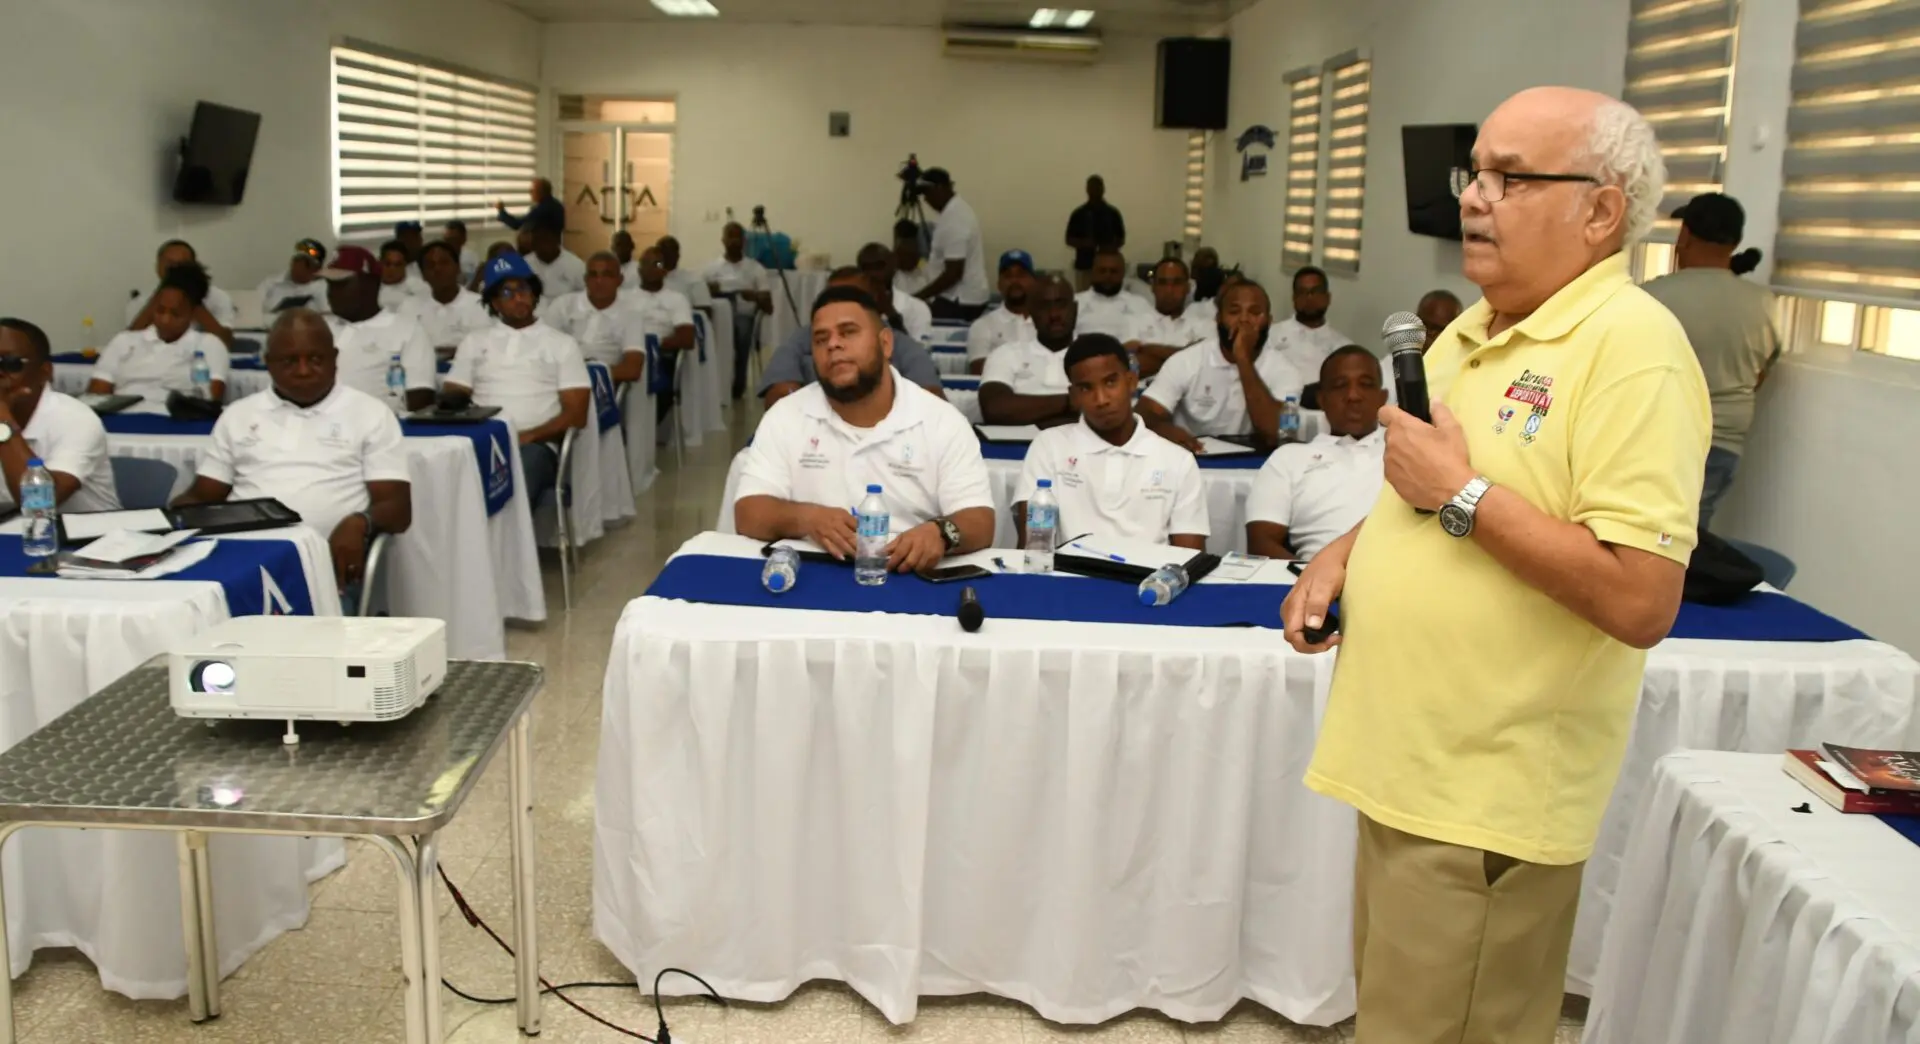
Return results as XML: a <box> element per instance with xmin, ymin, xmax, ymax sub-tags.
<box><xmin>0</xmin><ymin>577</ymin><xmax>345</xmax><ymax>998</ymax></box>
<box><xmin>1584</xmin><ymin>750</ymin><xmax>1920</xmax><ymax>1044</ymax></box>
<box><xmin>930</xmin><ymin>346</ymin><xmax>970</xmax><ymax>377</ymax></box>
<box><xmin>532</xmin><ymin>410</ymin><xmax>634</xmax><ymax>552</ymax></box>
<box><xmin>105</xmin><ymin>434</ymin><xmax>515</xmax><ymax>655</ymax></box>
<box><xmin>596</xmin><ymin>533</ymin><xmax>1920</xmax><ymax>1027</ymax></box>
<box><xmin>53</xmin><ymin>362</ymin><xmax>268</xmax><ymax>402</ymax></box>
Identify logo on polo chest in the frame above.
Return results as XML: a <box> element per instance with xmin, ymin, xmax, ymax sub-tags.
<box><xmin>799</xmin><ymin>435</ymin><xmax>831</xmax><ymax>470</ymax></box>
<box><xmin>1502</xmin><ymin>369</ymin><xmax>1556</xmax><ymax>445</ymax></box>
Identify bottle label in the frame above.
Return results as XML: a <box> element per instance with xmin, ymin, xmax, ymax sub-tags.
<box><xmin>857</xmin><ymin>512</ymin><xmax>891</xmax><ymax>539</ymax></box>
<box><xmin>1028</xmin><ymin>503</ymin><xmax>1056</xmax><ymax>529</ymax></box>
<box><xmin>22</xmin><ymin>485</ymin><xmax>55</xmax><ymax>511</ymax></box>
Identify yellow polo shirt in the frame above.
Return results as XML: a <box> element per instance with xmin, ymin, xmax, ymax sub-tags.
<box><xmin>1304</xmin><ymin>253</ymin><xmax>1710</xmax><ymax>865</ymax></box>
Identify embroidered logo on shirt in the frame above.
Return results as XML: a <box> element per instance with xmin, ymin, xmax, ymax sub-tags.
<box><xmin>799</xmin><ymin>435</ymin><xmax>831</xmax><ymax>470</ymax></box>
<box><xmin>1503</xmin><ymin>369</ymin><xmax>1554</xmax><ymax>412</ymax></box>
<box><xmin>1494</xmin><ymin>405</ymin><xmax>1515</xmax><ymax>434</ymax></box>
<box><xmin>1520</xmin><ymin>411</ymin><xmax>1544</xmax><ymax>444</ymax></box>
<box><xmin>1658</xmin><ymin>532</ymin><xmax>1674</xmax><ymax>547</ymax></box>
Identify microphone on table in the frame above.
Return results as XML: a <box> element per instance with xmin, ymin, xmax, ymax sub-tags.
<box><xmin>958</xmin><ymin>586</ymin><xmax>985</xmax><ymax>632</ymax></box>
<box><xmin>1382</xmin><ymin>311</ymin><xmax>1430</xmax><ymax>424</ymax></box>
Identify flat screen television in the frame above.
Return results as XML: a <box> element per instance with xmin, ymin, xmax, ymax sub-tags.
<box><xmin>1401</xmin><ymin>123</ymin><xmax>1477</xmax><ymax>241</ymax></box>
<box><xmin>172</xmin><ymin>102</ymin><xmax>262</xmax><ymax>205</ymax></box>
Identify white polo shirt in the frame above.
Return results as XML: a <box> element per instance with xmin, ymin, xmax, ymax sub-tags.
<box><xmin>894</xmin><ymin>262</ymin><xmax>935</xmax><ymax>298</ymax></box>
<box><xmin>893</xmin><ymin>290</ymin><xmax>935</xmax><ymax>343</ymax></box>
<box><xmin>1074</xmin><ymin>289</ymin><xmax>1153</xmax><ymax>341</ymax></box>
<box><xmin>91</xmin><ymin>327</ymin><xmax>231</xmax><ymax>411</ymax></box>
<box><xmin>376</xmin><ymin>275</ymin><xmax>428</xmax><ymax>313</ymax></box>
<box><xmin>1017</xmin><ymin>418</ymin><xmax>1208</xmax><ymax>545</ymax></box>
<box><xmin>456</xmin><ymin>246</ymin><xmax>480</xmax><ymax>284</ymax></box>
<box><xmin>446</xmin><ymin>320</ymin><xmax>591</xmax><ymax>433</ymax></box>
<box><xmin>18</xmin><ymin>390</ymin><xmax>120</xmax><ymax>512</ymax></box>
<box><xmin>965</xmin><ymin>306</ymin><xmax>1037</xmax><ymax>364</ymax></box>
<box><xmin>702</xmin><ymin>257</ymin><xmax>770</xmax><ymax>318</ymax></box>
<box><xmin>735</xmin><ymin>370</ymin><xmax>993</xmax><ymax>535</ymax></box>
<box><xmin>326</xmin><ymin>310</ymin><xmax>437</xmax><ymax>403</ymax></box>
<box><xmin>663</xmin><ymin>267</ymin><xmax>715</xmax><ymax>308</ymax></box>
<box><xmin>1270</xmin><ymin>316</ymin><xmax>1355</xmax><ymax>379</ymax></box>
<box><xmin>255</xmin><ymin>276</ymin><xmax>329</xmax><ymax>316</ymax></box>
<box><xmin>1128</xmin><ymin>308</ymin><xmax>1215</xmax><ymax>350</ymax></box>
<box><xmin>929</xmin><ymin>195</ymin><xmax>990</xmax><ymax>306</ymax></box>
<box><xmin>621</xmin><ymin>287</ymin><xmax>696</xmax><ymax>346</ymax></box>
<box><xmin>1245</xmin><ymin>427</ymin><xmax>1385</xmax><ymax>559</ymax></box>
<box><xmin>980</xmin><ymin>339</ymin><xmax>1071</xmax><ymax>396</ymax></box>
<box><xmin>1141</xmin><ymin>341</ymin><xmax>1308</xmax><ymax>437</ymax></box>
<box><xmin>126</xmin><ymin>286</ymin><xmax>237</xmax><ymax>330</ymax></box>
<box><xmin>543</xmin><ymin>292</ymin><xmax>648</xmax><ymax>367</ymax></box>
<box><xmin>399</xmin><ymin>288</ymin><xmax>490</xmax><ymax>349</ymax></box>
<box><xmin>1188</xmin><ymin>299</ymin><xmax>1218</xmax><ymax>323</ymax></box>
<box><xmin>198</xmin><ymin>384</ymin><xmax>411</xmax><ymax>540</ymax></box>
<box><xmin>528</xmin><ymin>250</ymin><xmax>588</xmax><ymax>299</ymax></box>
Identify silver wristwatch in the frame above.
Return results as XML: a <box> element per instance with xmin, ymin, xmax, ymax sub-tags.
<box><xmin>1439</xmin><ymin>476</ymin><xmax>1492</xmax><ymax>538</ymax></box>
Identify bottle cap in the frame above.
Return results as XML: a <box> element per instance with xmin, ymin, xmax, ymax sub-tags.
<box><xmin>767</xmin><ymin>572</ymin><xmax>788</xmax><ymax>593</ymax></box>
<box><xmin>27</xmin><ymin>457</ymin><xmax>43</xmax><ymax>469</ymax></box>
<box><xmin>866</xmin><ymin>483</ymin><xmax>882</xmax><ymax>494</ymax></box>
<box><xmin>1037</xmin><ymin>478</ymin><xmax>1052</xmax><ymax>488</ymax></box>
<box><xmin>1139</xmin><ymin>587</ymin><xmax>1157</xmax><ymax>606</ymax></box>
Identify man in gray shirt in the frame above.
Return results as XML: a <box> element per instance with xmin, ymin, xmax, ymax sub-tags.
<box><xmin>758</xmin><ymin>266</ymin><xmax>946</xmax><ymax>408</ymax></box>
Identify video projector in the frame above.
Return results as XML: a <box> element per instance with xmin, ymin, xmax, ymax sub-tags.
<box><xmin>169</xmin><ymin>616</ymin><xmax>447</xmax><ymax>744</ymax></box>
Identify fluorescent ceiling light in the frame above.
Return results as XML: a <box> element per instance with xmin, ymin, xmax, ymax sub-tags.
<box><xmin>1030</xmin><ymin>8</ymin><xmax>1095</xmax><ymax>28</ymax></box>
<box><xmin>652</xmin><ymin>0</ymin><xmax>719</xmax><ymax>15</ymax></box>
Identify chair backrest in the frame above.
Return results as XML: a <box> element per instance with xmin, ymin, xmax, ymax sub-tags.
<box><xmin>110</xmin><ymin>456</ymin><xmax>179</xmax><ymax>510</ymax></box>
<box><xmin>1723</xmin><ymin>537</ymin><xmax>1798</xmax><ymax>590</ymax></box>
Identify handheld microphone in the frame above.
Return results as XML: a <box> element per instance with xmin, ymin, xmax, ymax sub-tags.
<box><xmin>958</xmin><ymin>586</ymin><xmax>984</xmax><ymax>632</ymax></box>
<box><xmin>1382</xmin><ymin>311</ymin><xmax>1430</xmax><ymax>424</ymax></box>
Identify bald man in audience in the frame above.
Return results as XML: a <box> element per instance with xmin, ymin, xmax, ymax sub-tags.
<box><xmin>1246</xmin><ymin>346</ymin><xmax>1388</xmax><ymax>560</ymax></box>
<box><xmin>758</xmin><ymin>267</ymin><xmax>944</xmax><ymax>408</ymax></box>
<box><xmin>1418</xmin><ymin>289</ymin><xmax>1465</xmax><ymax>353</ymax></box>
<box><xmin>979</xmin><ymin>275</ymin><xmax>1080</xmax><ymax>428</ymax></box>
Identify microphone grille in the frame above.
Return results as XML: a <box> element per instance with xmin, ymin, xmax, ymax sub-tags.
<box><xmin>1382</xmin><ymin>310</ymin><xmax>1426</xmax><ymax>354</ymax></box>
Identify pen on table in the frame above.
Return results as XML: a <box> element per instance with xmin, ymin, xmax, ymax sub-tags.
<box><xmin>1068</xmin><ymin>542</ymin><xmax>1127</xmax><ymax>564</ymax></box>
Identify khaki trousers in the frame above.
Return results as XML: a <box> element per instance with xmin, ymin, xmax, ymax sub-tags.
<box><xmin>1352</xmin><ymin>815</ymin><xmax>1583</xmax><ymax>1044</ymax></box>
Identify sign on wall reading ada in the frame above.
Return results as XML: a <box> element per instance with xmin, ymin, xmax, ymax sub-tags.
<box><xmin>1237</xmin><ymin>125</ymin><xmax>1276</xmax><ymax>182</ymax></box>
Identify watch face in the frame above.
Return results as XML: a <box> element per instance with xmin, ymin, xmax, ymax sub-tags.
<box><xmin>1439</xmin><ymin>503</ymin><xmax>1473</xmax><ymax>538</ymax></box>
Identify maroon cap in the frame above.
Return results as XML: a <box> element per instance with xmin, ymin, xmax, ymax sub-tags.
<box><xmin>320</xmin><ymin>245</ymin><xmax>381</xmax><ymax>281</ymax></box>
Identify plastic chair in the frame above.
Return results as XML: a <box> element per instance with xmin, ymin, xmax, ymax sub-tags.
<box><xmin>110</xmin><ymin>456</ymin><xmax>179</xmax><ymax>510</ymax></box>
<box><xmin>536</xmin><ymin>428</ymin><xmax>579</xmax><ymax>610</ymax></box>
<box><xmin>1725</xmin><ymin>537</ymin><xmax>1797</xmax><ymax>590</ymax></box>
<box><xmin>353</xmin><ymin>533</ymin><xmax>393</xmax><ymax>617</ymax></box>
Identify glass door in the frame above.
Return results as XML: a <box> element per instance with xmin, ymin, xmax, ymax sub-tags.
<box><xmin>556</xmin><ymin>109</ymin><xmax>676</xmax><ymax>258</ymax></box>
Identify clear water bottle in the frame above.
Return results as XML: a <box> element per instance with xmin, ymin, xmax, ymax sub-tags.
<box><xmin>1138</xmin><ymin>563</ymin><xmax>1190</xmax><ymax>607</ymax></box>
<box><xmin>386</xmin><ymin>353</ymin><xmax>408</xmax><ymax>413</ymax></box>
<box><xmin>1025</xmin><ymin>478</ymin><xmax>1058</xmax><ymax>573</ymax></box>
<box><xmin>1279</xmin><ymin>395</ymin><xmax>1302</xmax><ymax>443</ymax></box>
<box><xmin>761</xmin><ymin>547</ymin><xmax>799</xmax><ymax>594</ymax></box>
<box><xmin>21</xmin><ymin>458</ymin><xmax>59</xmax><ymax>571</ymax></box>
<box><xmin>854</xmin><ymin>484</ymin><xmax>890</xmax><ymax>587</ymax></box>
<box><xmin>190</xmin><ymin>350</ymin><xmax>213</xmax><ymax>399</ymax></box>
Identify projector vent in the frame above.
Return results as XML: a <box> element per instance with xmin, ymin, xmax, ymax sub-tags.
<box><xmin>371</xmin><ymin>657</ymin><xmax>416</xmax><ymax>719</ymax></box>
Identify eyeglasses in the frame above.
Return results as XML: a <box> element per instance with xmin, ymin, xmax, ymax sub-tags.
<box><xmin>1450</xmin><ymin>167</ymin><xmax>1600</xmax><ymax>203</ymax></box>
<box><xmin>0</xmin><ymin>356</ymin><xmax>31</xmax><ymax>375</ymax></box>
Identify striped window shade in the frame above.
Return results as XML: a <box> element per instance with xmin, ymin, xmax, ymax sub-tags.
<box><xmin>1184</xmin><ymin>130</ymin><xmax>1208</xmax><ymax>241</ymax></box>
<box><xmin>1282</xmin><ymin>66</ymin><xmax>1325</xmax><ymax>270</ymax></box>
<box><xmin>1772</xmin><ymin>0</ymin><xmax>1920</xmax><ymax>308</ymax></box>
<box><xmin>1622</xmin><ymin>0</ymin><xmax>1740</xmax><ymax>241</ymax></box>
<box><xmin>1321</xmin><ymin>51</ymin><xmax>1371</xmax><ymax>274</ymax></box>
<box><xmin>330</xmin><ymin>43</ymin><xmax>538</xmax><ymax>240</ymax></box>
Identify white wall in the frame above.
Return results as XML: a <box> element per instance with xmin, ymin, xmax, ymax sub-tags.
<box><xmin>542</xmin><ymin>22</ymin><xmax>1191</xmax><ymax>274</ymax></box>
<box><xmin>0</xmin><ymin>0</ymin><xmax>541</xmax><ymax>353</ymax></box>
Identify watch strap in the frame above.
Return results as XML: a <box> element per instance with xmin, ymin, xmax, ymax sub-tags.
<box><xmin>1452</xmin><ymin>476</ymin><xmax>1492</xmax><ymax>513</ymax></box>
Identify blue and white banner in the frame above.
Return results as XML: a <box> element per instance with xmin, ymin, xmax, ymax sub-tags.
<box><xmin>405</xmin><ymin>418</ymin><xmax>516</xmax><ymax>516</ymax></box>
<box><xmin>589</xmin><ymin>362</ymin><xmax>621</xmax><ymax>433</ymax></box>
<box><xmin>0</xmin><ymin>535</ymin><xmax>314</xmax><ymax>617</ymax></box>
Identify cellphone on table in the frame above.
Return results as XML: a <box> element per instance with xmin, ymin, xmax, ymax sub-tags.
<box><xmin>919</xmin><ymin>564</ymin><xmax>992</xmax><ymax>584</ymax></box>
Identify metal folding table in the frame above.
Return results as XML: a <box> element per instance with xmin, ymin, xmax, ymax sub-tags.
<box><xmin>0</xmin><ymin>659</ymin><xmax>545</xmax><ymax>1044</ymax></box>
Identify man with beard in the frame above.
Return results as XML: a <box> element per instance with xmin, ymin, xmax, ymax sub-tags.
<box><xmin>979</xmin><ymin>275</ymin><xmax>1080</xmax><ymax>428</ymax></box>
<box><xmin>322</xmin><ymin>246</ymin><xmax>438</xmax><ymax>412</ymax></box>
<box><xmin>1125</xmin><ymin>257</ymin><xmax>1215</xmax><ymax>378</ymax></box>
<box><xmin>757</xmin><ymin>267</ymin><xmax>944</xmax><ymax>408</ymax></box>
<box><xmin>1270</xmin><ymin>266</ymin><xmax>1353</xmax><ymax>377</ymax></box>
<box><xmin>965</xmin><ymin>251</ymin><xmax>1039</xmax><ymax>374</ymax></box>
<box><xmin>1073</xmin><ymin>248</ymin><xmax>1151</xmax><ymax>340</ymax></box>
<box><xmin>1137</xmin><ymin>280</ymin><xmax>1307</xmax><ymax>452</ymax></box>
<box><xmin>1013</xmin><ymin>334</ymin><xmax>1206</xmax><ymax>550</ymax></box>
<box><xmin>734</xmin><ymin>284</ymin><xmax>994</xmax><ymax>570</ymax></box>
<box><xmin>1246</xmin><ymin>346</ymin><xmax>1388</xmax><ymax>560</ymax></box>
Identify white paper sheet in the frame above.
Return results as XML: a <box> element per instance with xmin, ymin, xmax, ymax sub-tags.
<box><xmin>57</xmin><ymin>539</ymin><xmax>217</xmax><ymax>580</ymax></box>
<box><xmin>975</xmin><ymin>425</ymin><xmax>1042</xmax><ymax>443</ymax></box>
<box><xmin>1060</xmin><ymin>538</ymin><xmax>1196</xmax><ymax>571</ymax></box>
<box><xmin>62</xmin><ymin>508</ymin><xmax>172</xmax><ymax>541</ymax></box>
<box><xmin>72</xmin><ymin>528</ymin><xmax>199</xmax><ymax>565</ymax></box>
<box><xmin>1209</xmin><ymin>552</ymin><xmax>1269</xmax><ymax>582</ymax></box>
<box><xmin>1195</xmin><ymin>436</ymin><xmax>1260</xmax><ymax>456</ymax></box>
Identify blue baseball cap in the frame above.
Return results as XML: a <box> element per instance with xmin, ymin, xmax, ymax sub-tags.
<box><xmin>482</xmin><ymin>251</ymin><xmax>534</xmax><ymax>292</ymax></box>
<box><xmin>999</xmin><ymin>249</ymin><xmax>1034</xmax><ymax>274</ymax></box>
<box><xmin>394</xmin><ymin>220</ymin><xmax>423</xmax><ymax>236</ymax></box>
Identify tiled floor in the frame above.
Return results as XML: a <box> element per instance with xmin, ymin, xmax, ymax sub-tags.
<box><xmin>11</xmin><ymin>406</ymin><xmax>1590</xmax><ymax>1042</ymax></box>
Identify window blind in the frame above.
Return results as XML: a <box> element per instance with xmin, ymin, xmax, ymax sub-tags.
<box><xmin>1621</xmin><ymin>0</ymin><xmax>1739</xmax><ymax>240</ymax></box>
<box><xmin>1282</xmin><ymin>66</ymin><xmax>1324</xmax><ymax>271</ymax></box>
<box><xmin>330</xmin><ymin>44</ymin><xmax>538</xmax><ymax>240</ymax></box>
<box><xmin>1772</xmin><ymin>0</ymin><xmax>1920</xmax><ymax>308</ymax></box>
<box><xmin>1321</xmin><ymin>51</ymin><xmax>1371</xmax><ymax>274</ymax></box>
<box><xmin>1184</xmin><ymin>130</ymin><xmax>1208</xmax><ymax>241</ymax></box>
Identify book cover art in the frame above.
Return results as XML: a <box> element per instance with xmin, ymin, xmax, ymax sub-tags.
<box><xmin>1822</xmin><ymin>744</ymin><xmax>1920</xmax><ymax>793</ymax></box>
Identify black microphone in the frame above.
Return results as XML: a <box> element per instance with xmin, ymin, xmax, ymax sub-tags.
<box><xmin>1382</xmin><ymin>311</ymin><xmax>1430</xmax><ymax>424</ymax></box>
<box><xmin>958</xmin><ymin>586</ymin><xmax>984</xmax><ymax>632</ymax></box>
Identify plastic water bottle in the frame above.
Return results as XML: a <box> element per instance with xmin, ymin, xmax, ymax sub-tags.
<box><xmin>761</xmin><ymin>547</ymin><xmax>800</xmax><ymax>594</ymax></box>
<box><xmin>386</xmin><ymin>353</ymin><xmax>408</xmax><ymax>413</ymax></box>
<box><xmin>21</xmin><ymin>458</ymin><xmax>59</xmax><ymax>571</ymax></box>
<box><xmin>1138</xmin><ymin>563</ymin><xmax>1190</xmax><ymax>607</ymax></box>
<box><xmin>1025</xmin><ymin>478</ymin><xmax>1058</xmax><ymax>573</ymax></box>
<box><xmin>190</xmin><ymin>350</ymin><xmax>212</xmax><ymax>399</ymax></box>
<box><xmin>854</xmin><ymin>484</ymin><xmax>890</xmax><ymax>587</ymax></box>
<box><xmin>1279</xmin><ymin>395</ymin><xmax>1303</xmax><ymax>443</ymax></box>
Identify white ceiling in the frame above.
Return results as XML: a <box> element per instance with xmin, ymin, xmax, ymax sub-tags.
<box><xmin>501</xmin><ymin>0</ymin><xmax>1256</xmax><ymax>35</ymax></box>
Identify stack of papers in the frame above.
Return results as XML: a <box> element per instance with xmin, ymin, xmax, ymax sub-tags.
<box><xmin>56</xmin><ymin>530</ymin><xmax>214</xmax><ymax>580</ymax></box>
<box><xmin>1195</xmin><ymin>436</ymin><xmax>1262</xmax><ymax>457</ymax></box>
<box><xmin>975</xmin><ymin>425</ymin><xmax>1043</xmax><ymax>443</ymax></box>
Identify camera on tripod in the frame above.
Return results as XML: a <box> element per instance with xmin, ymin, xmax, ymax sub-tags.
<box><xmin>897</xmin><ymin>154</ymin><xmax>923</xmax><ymax>206</ymax></box>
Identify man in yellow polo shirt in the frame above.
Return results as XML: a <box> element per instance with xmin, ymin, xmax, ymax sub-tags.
<box><xmin>1282</xmin><ymin>86</ymin><xmax>1710</xmax><ymax>1044</ymax></box>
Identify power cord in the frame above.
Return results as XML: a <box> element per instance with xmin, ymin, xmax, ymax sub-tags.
<box><xmin>436</xmin><ymin>862</ymin><xmax>726</xmax><ymax>1041</ymax></box>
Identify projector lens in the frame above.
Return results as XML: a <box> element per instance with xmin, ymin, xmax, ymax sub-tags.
<box><xmin>192</xmin><ymin>660</ymin><xmax>237</xmax><ymax>695</ymax></box>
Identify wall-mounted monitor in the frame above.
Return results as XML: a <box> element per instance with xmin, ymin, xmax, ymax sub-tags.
<box><xmin>173</xmin><ymin>102</ymin><xmax>262</xmax><ymax>206</ymax></box>
<box><xmin>1402</xmin><ymin>123</ymin><xmax>1477</xmax><ymax>241</ymax></box>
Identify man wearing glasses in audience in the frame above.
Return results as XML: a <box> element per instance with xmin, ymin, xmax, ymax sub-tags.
<box><xmin>0</xmin><ymin>318</ymin><xmax>120</xmax><ymax>512</ymax></box>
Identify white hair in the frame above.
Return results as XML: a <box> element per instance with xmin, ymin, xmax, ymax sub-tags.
<box><xmin>1581</xmin><ymin>98</ymin><xmax>1666</xmax><ymax>247</ymax></box>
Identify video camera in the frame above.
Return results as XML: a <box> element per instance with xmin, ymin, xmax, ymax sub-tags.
<box><xmin>897</xmin><ymin>154</ymin><xmax>923</xmax><ymax>205</ymax></box>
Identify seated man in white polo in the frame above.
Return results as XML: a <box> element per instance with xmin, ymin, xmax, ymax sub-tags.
<box><xmin>321</xmin><ymin>245</ymin><xmax>438</xmax><ymax>413</ymax></box>
<box><xmin>964</xmin><ymin>250</ymin><xmax>1039</xmax><ymax>374</ymax></box>
<box><xmin>444</xmin><ymin>252</ymin><xmax>591</xmax><ymax>506</ymax></box>
<box><xmin>0</xmin><ymin>318</ymin><xmax>120</xmax><ymax>512</ymax></box>
<box><xmin>978</xmin><ymin>275</ymin><xmax>1080</xmax><ymax>428</ymax></box>
<box><xmin>403</xmin><ymin>240</ymin><xmax>493</xmax><ymax>354</ymax></box>
<box><xmin>1126</xmin><ymin>257</ymin><xmax>1216</xmax><ymax>378</ymax></box>
<box><xmin>173</xmin><ymin>309</ymin><xmax>413</xmax><ymax>597</ymax></box>
<box><xmin>1245</xmin><ymin>345</ymin><xmax>1387</xmax><ymax>560</ymax></box>
<box><xmin>256</xmin><ymin>239</ymin><xmax>331</xmax><ymax>315</ymax></box>
<box><xmin>1013</xmin><ymin>334</ymin><xmax>1207</xmax><ymax>551</ymax></box>
<box><xmin>543</xmin><ymin>251</ymin><xmax>652</xmax><ymax>384</ymax></box>
<box><xmin>1137</xmin><ymin>280</ymin><xmax>1307</xmax><ymax>453</ymax></box>
<box><xmin>735</xmin><ymin>284</ymin><xmax>995</xmax><ymax>572</ymax></box>
<box><xmin>1073</xmin><ymin>248</ymin><xmax>1152</xmax><ymax>340</ymax></box>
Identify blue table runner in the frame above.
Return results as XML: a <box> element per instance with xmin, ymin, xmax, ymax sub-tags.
<box><xmin>0</xmin><ymin>534</ymin><xmax>315</xmax><ymax>616</ymax></box>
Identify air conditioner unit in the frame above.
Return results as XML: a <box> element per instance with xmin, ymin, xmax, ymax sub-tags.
<box><xmin>943</xmin><ymin>28</ymin><xmax>1103</xmax><ymax>63</ymax></box>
